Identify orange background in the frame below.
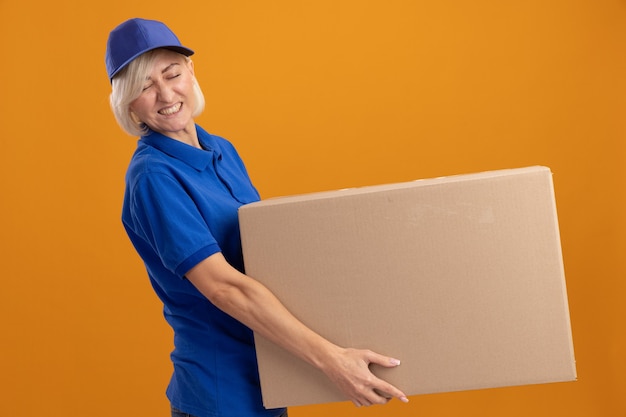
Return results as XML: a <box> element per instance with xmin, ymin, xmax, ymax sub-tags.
<box><xmin>1</xmin><ymin>1</ymin><xmax>624</xmax><ymax>416</ymax></box>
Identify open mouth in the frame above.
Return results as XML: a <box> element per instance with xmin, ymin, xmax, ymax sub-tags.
<box><xmin>159</xmin><ymin>102</ymin><xmax>182</xmax><ymax>116</ymax></box>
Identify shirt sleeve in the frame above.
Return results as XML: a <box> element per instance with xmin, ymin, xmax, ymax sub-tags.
<box><xmin>126</xmin><ymin>171</ymin><xmax>222</xmax><ymax>277</ymax></box>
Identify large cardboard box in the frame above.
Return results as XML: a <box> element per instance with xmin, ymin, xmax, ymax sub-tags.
<box><xmin>238</xmin><ymin>166</ymin><xmax>576</xmax><ymax>408</ymax></box>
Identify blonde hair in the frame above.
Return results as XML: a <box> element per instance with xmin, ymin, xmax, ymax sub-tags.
<box><xmin>109</xmin><ymin>49</ymin><xmax>205</xmax><ymax>137</ymax></box>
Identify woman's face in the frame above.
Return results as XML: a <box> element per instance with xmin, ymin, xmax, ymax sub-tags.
<box><xmin>130</xmin><ymin>49</ymin><xmax>197</xmax><ymax>143</ymax></box>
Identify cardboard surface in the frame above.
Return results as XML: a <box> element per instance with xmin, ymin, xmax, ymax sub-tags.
<box><xmin>238</xmin><ymin>166</ymin><xmax>576</xmax><ymax>408</ymax></box>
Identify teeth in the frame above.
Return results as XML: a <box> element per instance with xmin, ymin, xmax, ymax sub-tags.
<box><xmin>159</xmin><ymin>103</ymin><xmax>181</xmax><ymax>115</ymax></box>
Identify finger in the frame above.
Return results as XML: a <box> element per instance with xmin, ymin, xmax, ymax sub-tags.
<box><xmin>364</xmin><ymin>351</ymin><xmax>402</xmax><ymax>368</ymax></box>
<box><xmin>374</xmin><ymin>388</ymin><xmax>392</xmax><ymax>399</ymax></box>
<box><xmin>374</xmin><ymin>389</ymin><xmax>393</xmax><ymax>405</ymax></box>
<box><xmin>374</xmin><ymin>386</ymin><xmax>409</xmax><ymax>403</ymax></box>
<box><xmin>357</xmin><ymin>393</ymin><xmax>388</xmax><ymax>406</ymax></box>
<box><xmin>368</xmin><ymin>375</ymin><xmax>410</xmax><ymax>404</ymax></box>
<box><xmin>381</xmin><ymin>385</ymin><xmax>409</xmax><ymax>403</ymax></box>
<box><xmin>358</xmin><ymin>396</ymin><xmax>374</xmax><ymax>407</ymax></box>
<box><xmin>354</xmin><ymin>396</ymin><xmax>375</xmax><ymax>407</ymax></box>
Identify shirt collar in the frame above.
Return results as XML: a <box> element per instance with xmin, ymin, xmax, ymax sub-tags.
<box><xmin>140</xmin><ymin>125</ymin><xmax>222</xmax><ymax>171</ymax></box>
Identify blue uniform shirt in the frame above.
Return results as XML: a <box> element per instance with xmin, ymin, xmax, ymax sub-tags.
<box><xmin>122</xmin><ymin>125</ymin><xmax>285</xmax><ymax>417</ymax></box>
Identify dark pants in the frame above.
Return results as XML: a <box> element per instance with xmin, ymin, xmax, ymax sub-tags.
<box><xmin>171</xmin><ymin>406</ymin><xmax>288</xmax><ymax>417</ymax></box>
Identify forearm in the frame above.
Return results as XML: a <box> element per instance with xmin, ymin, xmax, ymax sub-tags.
<box><xmin>213</xmin><ymin>270</ymin><xmax>343</xmax><ymax>370</ymax></box>
<box><xmin>186</xmin><ymin>253</ymin><xmax>339</xmax><ymax>370</ymax></box>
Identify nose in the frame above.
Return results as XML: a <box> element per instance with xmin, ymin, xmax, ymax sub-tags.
<box><xmin>156</xmin><ymin>82</ymin><xmax>175</xmax><ymax>102</ymax></box>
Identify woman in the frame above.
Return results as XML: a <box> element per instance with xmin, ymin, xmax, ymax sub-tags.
<box><xmin>106</xmin><ymin>18</ymin><xmax>408</xmax><ymax>417</ymax></box>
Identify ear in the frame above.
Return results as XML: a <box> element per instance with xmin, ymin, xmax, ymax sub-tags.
<box><xmin>186</xmin><ymin>58</ymin><xmax>195</xmax><ymax>76</ymax></box>
<box><xmin>129</xmin><ymin>111</ymin><xmax>142</xmax><ymax>125</ymax></box>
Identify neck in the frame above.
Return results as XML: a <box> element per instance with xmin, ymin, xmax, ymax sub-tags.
<box><xmin>156</xmin><ymin>123</ymin><xmax>200</xmax><ymax>148</ymax></box>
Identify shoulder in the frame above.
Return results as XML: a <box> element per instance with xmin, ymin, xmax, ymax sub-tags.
<box><xmin>124</xmin><ymin>143</ymin><xmax>185</xmax><ymax>196</ymax></box>
<box><xmin>127</xmin><ymin>144</ymin><xmax>170</xmax><ymax>175</ymax></box>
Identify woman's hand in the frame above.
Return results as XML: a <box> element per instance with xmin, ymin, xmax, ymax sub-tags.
<box><xmin>320</xmin><ymin>346</ymin><xmax>409</xmax><ymax>407</ymax></box>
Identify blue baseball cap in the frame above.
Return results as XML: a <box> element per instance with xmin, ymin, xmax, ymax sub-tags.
<box><xmin>105</xmin><ymin>18</ymin><xmax>194</xmax><ymax>81</ymax></box>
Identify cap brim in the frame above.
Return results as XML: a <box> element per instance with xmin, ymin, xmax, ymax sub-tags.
<box><xmin>110</xmin><ymin>45</ymin><xmax>194</xmax><ymax>81</ymax></box>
